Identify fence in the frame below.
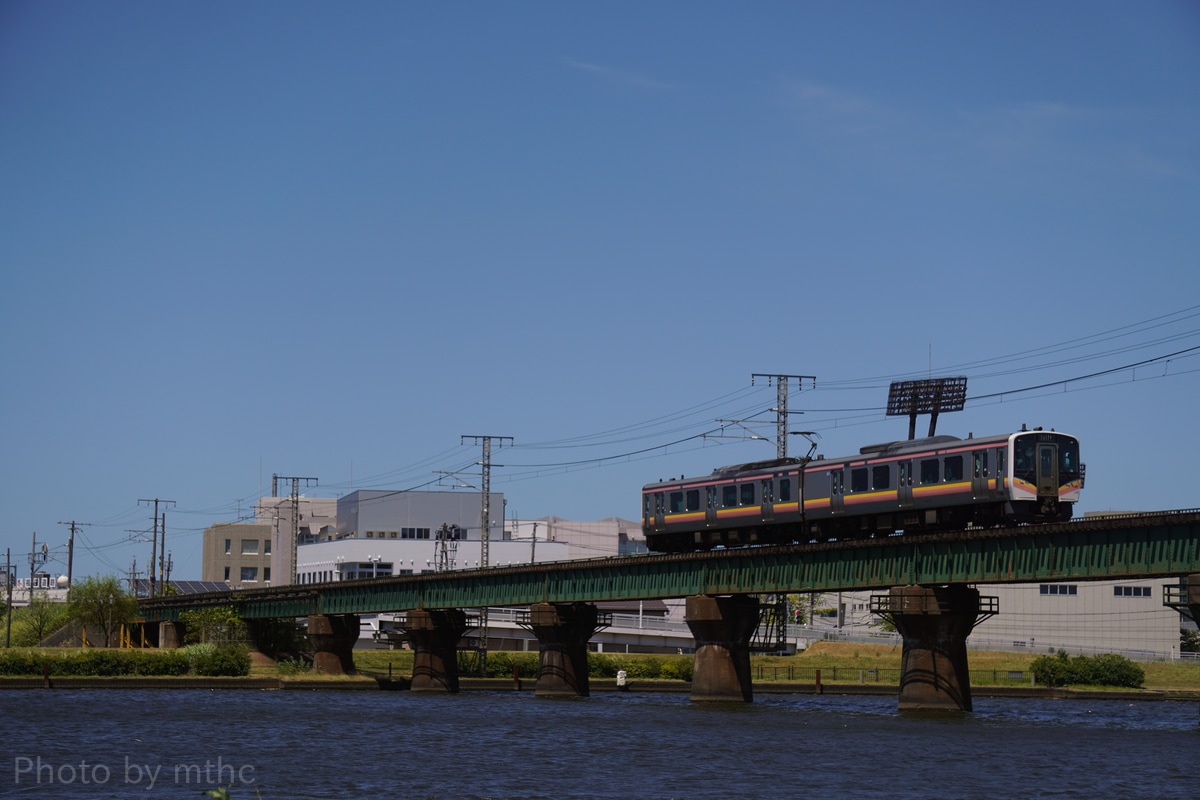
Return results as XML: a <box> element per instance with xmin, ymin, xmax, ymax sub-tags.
<box><xmin>754</xmin><ymin>665</ymin><xmax>1033</xmax><ymax>686</ymax></box>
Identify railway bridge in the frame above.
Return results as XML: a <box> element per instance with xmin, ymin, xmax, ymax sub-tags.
<box><xmin>141</xmin><ymin>510</ymin><xmax>1200</xmax><ymax>710</ymax></box>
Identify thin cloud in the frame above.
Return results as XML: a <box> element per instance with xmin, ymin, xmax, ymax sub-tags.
<box><xmin>564</xmin><ymin>58</ymin><xmax>675</xmax><ymax>91</ymax></box>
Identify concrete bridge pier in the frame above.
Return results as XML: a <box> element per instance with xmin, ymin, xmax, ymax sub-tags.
<box><xmin>158</xmin><ymin>621</ymin><xmax>182</xmax><ymax>649</ymax></box>
<box><xmin>685</xmin><ymin>594</ymin><xmax>760</xmax><ymax>702</ymax></box>
<box><xmin>885</xmin><ymin>585</ymin><xmax>981</xmax><ymax>712</ymax></box>
<box><xmin>307</xmin><ymin>614</ymin><xmax>360</xmax><ymax>675</ymax></box>
<box><xmin>406</xmin><ymin>608</ymin><xmax>469</xmax><ymax>692</ymax></box>
<box><xmin>528</xmin><ymin>602</ymin><xmax>601</xmax><ymax>697</ymax></box>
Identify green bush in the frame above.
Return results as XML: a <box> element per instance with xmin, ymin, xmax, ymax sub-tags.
<box><xmin>622</xmin><ymin>658</ymin><xmax>662</xmax><ymax>679</ymax></box>
<box><xmin>1031</xmin><ymin>651</ymin><xmax>1144</xmax><ymax>688</ymax></box>
<box><xmin>659</xmin><ymin>658</ymin><xmax>693</xmax><ymax>681</ymax></box>
<box><xmin>192</xmin><ymin>645</ymin><xmax>251</xmax><ymax>677</ymax></box>
<box><xmin>0</xmin><ymin>650</ymin><xmax>43</xmax><ymax>676</ymax></box>
<box><xmin>587</xmin><ymin>652</ymin><xmax>620</xmax><ymax>678</ymax></box>
<box><xmin>485</xmin><ymin>651</ymin><xmax>538</xmax><ymax>678</ymax></box>
<box><xmin>129</xmin><ymin>649</ymin><xmax>191</xmax><ymax>676</ymax></box>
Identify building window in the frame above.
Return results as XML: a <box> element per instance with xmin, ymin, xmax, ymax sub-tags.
<box><xmin>240</xmin><ymin>539</ymin><xmax>259</xmax><ymax>555</ymax></box>
<box><xmin>1039</xmin><ymin>584</ymin><xmax>1077</xmax><ymax>596</ymax></box>
<box><xmin>240</xmin><ymin>567</ymin><xmax>258</xmax><ymax>582</ymax></box>
<box><xmin>263</xmin><ymin>567</ymin><xmax>271</xmax><ymax>582</ymax></box>
<box><xmin>224</xmin><ymin>539</ymin><xmax>231</xmax><ymax>554</ymax></box>
<box><xmin>1114</xmin><ymin>586</ymin><xmax>1151</xmax><ymax>598</ymax></box>
<box><xmin>264</xmin><ymin>540</ymin><xmax>272</xmax><ymax>555</ymax></box>
<box><xmin>223</xmin><ymin>566</ymin><xmax>230</xmax><ymax>581</ymax></box>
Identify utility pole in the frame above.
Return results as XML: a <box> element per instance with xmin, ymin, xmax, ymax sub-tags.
<box><xmin>138</xmin><ymin>499</ymin><xmax>176</xmax><ymax>598</ymax></box>
<box><xmin>57</xmin><ymin>520</ymin><xmax>89</xmax><ymax>597</ymax></box>
<box><xmin>4</xmin><ymin>548</ymin><xmax>12</xmax><ymax>647</ymax></box>
<box><xmin>159</xmin><ymin>511</ymin><xmax>168</xmax><ymax>593</ymax></box>
<box><xmin>28</xmin><ymin>533</ymin><xmax>48</xmax><ymax>605</ymax></box>
<box><xmin>272</xmin><ymin>475</ymin><xmax>317</xmax><ymax>584</ymax></box>
<box><xmin>461</xmin><ymin>434</ymin><xmax>512</xmax><ymax>671</ymax></box>
<box><xmin>751</xmin><ymin>374</ymin><xmax>816</xmax><ymax>459</ymax></box>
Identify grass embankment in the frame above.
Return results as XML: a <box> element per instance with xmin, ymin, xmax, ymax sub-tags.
<box><xmin>329</xmin><ymin>643</ymin><xmax>1200</xmax><ymax>691</ymax></box>
<box><xmin>756</xmin><ymin>642</ymin><xmax>1200</xmax><ymax>691</ymax></box>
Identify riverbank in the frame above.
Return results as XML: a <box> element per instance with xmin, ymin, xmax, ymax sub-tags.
<box><xmin>3</xmin><ymin>674</ymin><xmax>1198</xmax><ymax>701</ymax></box>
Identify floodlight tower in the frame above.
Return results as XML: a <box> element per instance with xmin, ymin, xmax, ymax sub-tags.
<box><xmin>886</xmin><ymin>376</ymin><xmax>968</xmax><ymax>439</ymax></box>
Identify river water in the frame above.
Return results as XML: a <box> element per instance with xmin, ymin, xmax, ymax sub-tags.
<box><xmin>2</xmin><ymin>689</ymin><xmax>1196</xmax><ymax>799</ymax></box>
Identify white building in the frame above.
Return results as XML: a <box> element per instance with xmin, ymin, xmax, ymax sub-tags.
<box><xmin>804</xmin><ymin>577</ymin><xmax>1185</xmax><ymax>660</ymax></box>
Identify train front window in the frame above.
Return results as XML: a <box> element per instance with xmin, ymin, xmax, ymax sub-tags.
<box><xmin>1060</xmin><ymin>441</ymin><xmax>1079</xmax><ymax>475</ymax></box>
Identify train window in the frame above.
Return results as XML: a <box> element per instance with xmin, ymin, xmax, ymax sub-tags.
<box><xmin>779</xmin><ymin>478</ymin><xmax>792</xmax><ymax>502</ymax></box>
<box><xmin>872</xmin><ymin>465</ymin><xmax>890</xmax><ymax>490</ymax></box>
<box><xmin>686</xmin><ymin>490</ymin><xmax>700</xmax><ymax>512</ymax></box>
<box><xmin>944</xmin><ymin>456</ymin><xmax>963</xmax><ymax>482</ymax></box>
<box><xmin>1015</xmin><ymin>441</ymin><xmax>1035</xmax><ymax>472</ymax></box>
<box><xmin>761</xmin><ymin>479</ymin><xmax>774</xmax><ymax>503</ymax></box>
<box><xmin>850</xmin><ymin>468</ymin><xmax>868</xmax><ymax>493</ymax></box>
<box><xmin>670</xmin><ymin>492</ymin><xmax>684</xmax><ymax>514</ymax></box>
<box><xmin>741</xmin><ymin>483</ymin><xmax>756</xmax><ymax>505</ymax></box>
<box><xmin>1061</xmin><ymin>442</ymin><xmax>1078</xmax><ymax>473</ymax></box>
<box><xmin>920</xmin><ymin>459</ymin><xmax>940</xmax><ymax>484</ymax></box>
<box><xmin>722</xmin><ymin>485</ymin><xmax>737</xmax><ymax>507</ymax></box>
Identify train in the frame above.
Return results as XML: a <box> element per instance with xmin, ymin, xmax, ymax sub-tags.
<box><xmin>641</xmin><ymin>425</ymin><xmax>1083</xmax><ymax>553</ymax></box>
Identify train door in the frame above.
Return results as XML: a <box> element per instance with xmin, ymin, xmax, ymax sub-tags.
<box><xmin>897</xmin><ymin>460</ymin><xmax>913</xmax><ymax>507</ymax></box>
<box><xmin>705</xmin><ymin>486</ymin><xmax>718</xmax><ymax>527</ymax></box>
<box><xmin>971</xmin><ymin>450</ymin><xmax>989</xmax><ymax>499</ymax></box>
<box><xmin>1036</xmin><ymin>443</ymin><xmax>1059</xmax><ymax>498</ymax></box>
<box><xmin>829</xmin><ymin>470</ymin><xmax>845</xmax><ymax>515</ymax></box>
<box><xmin>653</xmin><ymin>492</ymin><xmax>665</xmax><ymax>531</ymax></box>
<box><xmin>761</xmin><ymin>478</ymin><xmax>775</xmax><ymax>523</ymax></box>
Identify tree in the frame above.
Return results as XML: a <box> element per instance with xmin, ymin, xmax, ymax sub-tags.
<box><xmin>1182</xmin><ymin>628</ymin><xmax>1200</xmax><ymax>653</ymax></box>
<box><xmin>179</xmin><ymin>606</ymin><xmax>246</xmax><ymax>645</ymax></box>
<box><xmin>14</xmin><ymin>592</ymin><xmax>73</xmax><ymax>646</ymax></box>
<box><xmin>69</xmin><ymin>575</ymin><xmax>139</xmax><ymax>647</ymax></box>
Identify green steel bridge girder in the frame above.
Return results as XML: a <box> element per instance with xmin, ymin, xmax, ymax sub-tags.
<box><xmin>139</xmin><ymin>510</ymin><xmax>1200</xmax><ymax>622</ymax></box>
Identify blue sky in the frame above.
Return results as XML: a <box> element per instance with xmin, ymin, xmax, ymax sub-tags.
<box><xmin>2</xmin><ymin>2</ymin><xmax>1198</xmax><ymax>582</ymax></box>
